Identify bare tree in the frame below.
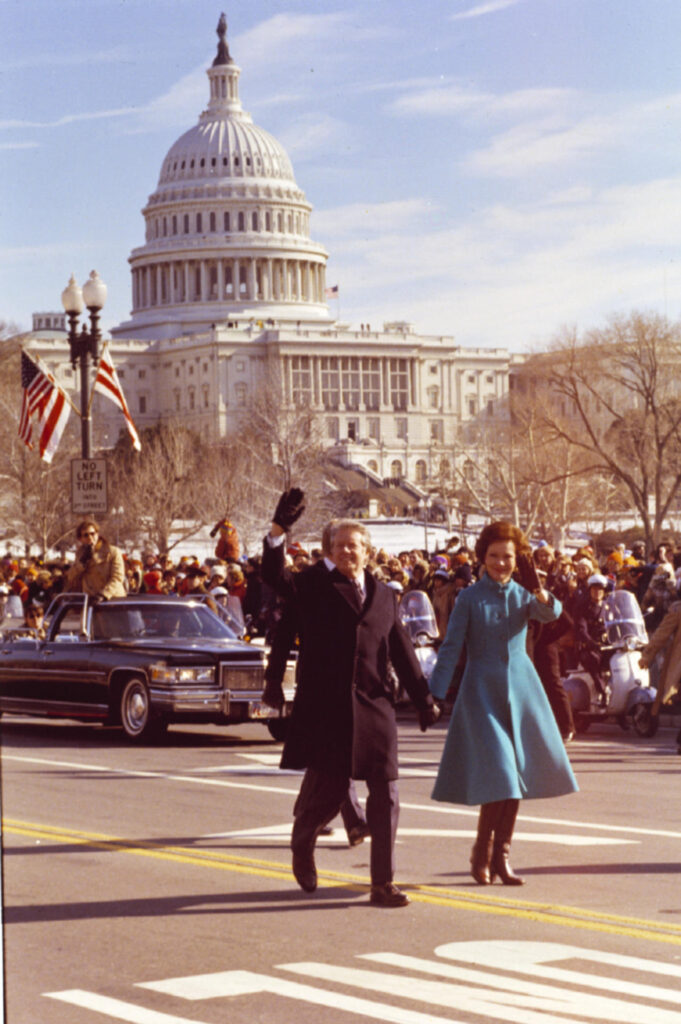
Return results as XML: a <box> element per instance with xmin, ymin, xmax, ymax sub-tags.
<box><xmin>232</xmin><ymin>367</ymin><xmax>330</xmax><ymax>541</ymax></box>
<box><xmin>519</xmin><ymin>311</ymin><xmax>681</xmax><ymax>548</ymax></box>
<box><xmin>439</xmin><ymin>405</ymin><xmax>566</xmax><ymax>537</ymax></box>
<box><xmin>0</xmin><ymin>320</ymin><xmax>24</xmax><ymax>341</ymax></box>
<box><xmin>197</xmin><ymin>437</ymin><xmax>275</xmax><ymax>554</ymax></box>
<box><xmin>0</xmin><ymin>336</ymin><xmax>79</xmax><ymax>555</ymax></box>
<box><xmin>107</xmin><ymin>421</ymin><xmax>209</xmax><ymax>553</ymax></box>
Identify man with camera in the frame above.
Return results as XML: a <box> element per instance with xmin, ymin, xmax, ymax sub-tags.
<box><xmin>65</xmin><ymin>519</ymin><xmax>126</xmax><ymax>600</ymax></box>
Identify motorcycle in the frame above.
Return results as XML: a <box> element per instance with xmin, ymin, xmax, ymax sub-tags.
<box><xmin>399</xmin><ymin>589</ymin><xmax>440</xmax><ymax>683</ymax></box>
<box><xmin>563</xmin><ymin>589</ymin><xmax>657</xmax><ymax>737</ymax></box>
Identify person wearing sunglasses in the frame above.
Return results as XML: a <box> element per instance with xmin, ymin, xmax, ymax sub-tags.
<box><xmin>24</xmin><ymin>602</ymin><xmax>46</xmax><ymax>639</ymax></box>
<box><xmin>65</xmin><ymin>520</ymin><xmax>127</xmax><ymax>601</ymax></box>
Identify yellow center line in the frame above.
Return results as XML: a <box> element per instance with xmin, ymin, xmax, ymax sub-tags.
<box><xmin>5</xmin><ymin>817</ymin><xmax>680</xmax><ymax>946</ymax></box>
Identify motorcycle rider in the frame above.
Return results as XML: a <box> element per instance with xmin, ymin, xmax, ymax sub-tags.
<box><xmin>575</xmin><ymin>573</ymin><xmax>610</xmax><ymax>707</ymax></box>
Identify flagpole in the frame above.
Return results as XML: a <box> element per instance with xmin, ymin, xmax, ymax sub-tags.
<box><xmin>61</xmin><ymin>270</ymin><xmax>107</xmax><ymax>460</ymax></box>
<box><xmin>87</xmin><ymin>342</ymin><xmax>106</xmax><ymax>417</ymax></box>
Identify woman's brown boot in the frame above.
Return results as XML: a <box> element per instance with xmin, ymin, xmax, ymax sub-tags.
<box><xmin>470</xmin><ymin>838</ymin><xmax>493</xmax><ymax>884</ymax></box>
<box><xmin>490</xmin><ymin>799</ymin><xmax>524</xmax><ymax>885</ymax></box>
<box><xmin>470</xmin><ymin>801</ymin><xmax>502</xmax><ymax>884</ymax></box>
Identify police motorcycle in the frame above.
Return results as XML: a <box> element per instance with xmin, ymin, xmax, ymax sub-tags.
<box><xmin>563</xmin><ymin>584</ymin><xmax>657</xmax><ymax>737</ymax></box>
<box><xmin>398</xmin><ymin>589</ymin><xmax>440</xmax><ymax>683</ymax></box>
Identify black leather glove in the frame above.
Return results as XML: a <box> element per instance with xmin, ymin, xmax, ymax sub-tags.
<box><xmin>515</xmin><ymin>552</ymin><xmax>541</xmax><ymax>593</ymax></box>
<box><xmin>419</xmin><ymin>703</ymin><xmax>441</xmax><ymax>732</ymax></box>
<box><xmin>80</xmin><ymin>544</ymin><xmax>94</xmax><ymax>565</ymax></box>
<box><xmin>273</xmin><ymin>488</ymin><xmax>305</xmax><ymax>531</ymax></box>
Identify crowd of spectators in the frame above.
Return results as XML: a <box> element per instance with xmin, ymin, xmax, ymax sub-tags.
<box><xmin>2</xmin><ymin>522</ymin><xmax>680</xmax><ymax>651</ymax></box>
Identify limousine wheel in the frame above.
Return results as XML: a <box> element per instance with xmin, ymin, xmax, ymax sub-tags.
<box><xmin>119</xmin><ymin>676</ymin><xmax>166</xmax><ymax>741</ymax></box>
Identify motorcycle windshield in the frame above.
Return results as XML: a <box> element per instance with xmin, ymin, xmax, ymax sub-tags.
<box><xmin>399</xmin><ymin>590</ymin><xmax>439</xmax><ymax>641</ymax></box>
<box><xmin>602</xmin><ymin>590</ymin><xmax>648</xmax><ymax>644</ymax></box>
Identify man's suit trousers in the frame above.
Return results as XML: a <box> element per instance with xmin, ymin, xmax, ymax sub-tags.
<box><xmin>291</xmin><ymin>768</ymin><xmax>399</xmax><ymax>886</ymax></box>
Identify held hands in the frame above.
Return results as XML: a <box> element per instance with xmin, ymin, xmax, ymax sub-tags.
<box><xmin>419</xmin><ymin>702</ymin><xmax>441</xmax><ymax>732</ymax></box>
<box><xmin>262</xmin><ymin>678</ymin><xmax>285</xmax><ymax>711</ymax></box>
<box><xmin>273</xmin><ymin>488</ymin><xmax>306</xmax><ymax>532</ymax></box>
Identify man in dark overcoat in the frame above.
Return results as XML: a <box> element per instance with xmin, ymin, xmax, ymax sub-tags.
<box><xmin>262</xmin><ymin>489</ymin><xmax>439</xmax><ymax>907</ymax></box>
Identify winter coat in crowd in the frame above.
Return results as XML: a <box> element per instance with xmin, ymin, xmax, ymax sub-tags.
<box><xmin>640</xmin><ymin>601</ymin><xmax>681</xmax><ymax>713</ymax></box>
<box><xmin>65</xmin><ymin>537</ymin><xmax>126</xmax><ymax>600</ymax></box>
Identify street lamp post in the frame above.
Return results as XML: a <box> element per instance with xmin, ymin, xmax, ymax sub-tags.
<box><xmin>418</xmin><ymin>496</ymin><xmax>432</xmax><ymax>555</ymax></box>
<box><xmin>112</xmin><ymin>505</ymin><xmax>124</xmax><ymax>546</ymax></box>
<box><xmin>61</xmin><ymin>270</ymin><xmax>107</xmax><ymax>459</ymax></box>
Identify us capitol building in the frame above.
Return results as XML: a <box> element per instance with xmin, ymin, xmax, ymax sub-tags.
<box><xmin>28</xmin><ymin>16</ymin><xmax>516</xmax><ymax>493</ymax></box>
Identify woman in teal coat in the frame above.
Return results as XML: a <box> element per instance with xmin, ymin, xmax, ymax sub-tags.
<box><xmin>429</xmin><ymin>522</ymin><xmax>578</xmax><ymax>886</ymax></box>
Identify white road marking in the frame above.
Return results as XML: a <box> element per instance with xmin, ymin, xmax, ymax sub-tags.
<box><xmin>395</xmin><ymin>830</ymin><xmax>634</xmax><ymax>845</ymax></box>
<box><xmin>279</xmin><ymin>956</ymin><xmax>681</xmax><ymax>1024</ymax></box>
<box><xmin>2</xmin><ymin>753</ymin><xmax>301</xmax><ymax>798</ymax></box>
<box><xmin>237</xmin><ymin>752</ymin><xmax>287</xmax><ymax>765</ymax></box>
<box><xmin>434</xmin><ymin>940</ymin><xmax>681</xmax><ymax>1001</ymax></box>
<box><xmin>46</xmin><ymin>989</ymin><xmax>204</xmax><ymax>1023</ymax></box>
<box><xmin>138</xmin><ymin>940</ymin><xmax>681</xmax><ymax>1024</ymax></box>
<box><xmin>4</xmin><ymin>752</ymin><xmax>676</xmax><ymax>839</ymax></box>
<box><xmin>203</xmin><ymin>823</ymin><xmax>634</xmax><ymax>847</ymax></box>
<box><xmin>203</xmin><ymin>823</ymin><xmax>356</xmax><ymax>845</ymax></box>
<box><xmin>48</xmin><ymin>942</ymin><xmax>681</xmax><ymax>1024</ymax></box>
<box><xmin>185</xmin><ymin>764</ymin><xmax>302</xmax><ymax>775</ymax></box>
<box><xmin>140</xmin><ymin>968</ymin><xmax>469</xmax><ymax>1023</ymax></box>
<box><xmin>363</xmin><ymin>951</ymin><xmax>681</xmax><ymax>1017</ymax></box>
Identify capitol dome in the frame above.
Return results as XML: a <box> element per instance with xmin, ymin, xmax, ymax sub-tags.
<box><xmin>158</xmin><ymin>104</ymin><xmax>295</xmax><ymax>188</ymax></box>
<box><xmin>113</xmin><ymin>14</ymin><xmax>331</xmax><ymax>340</ymax></box>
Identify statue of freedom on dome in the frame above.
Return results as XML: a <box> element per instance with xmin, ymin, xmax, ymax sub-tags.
<box><xmin>214</xmin><ymin>12</ymin><xmax>231</xmax><ymax>65</ymax></box>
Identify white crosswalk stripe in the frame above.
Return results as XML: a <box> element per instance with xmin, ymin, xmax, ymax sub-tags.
<box><xmin>47</xmin><ymin>941</ymin><xmax>681</xmax><ymax>1023</ymax></box>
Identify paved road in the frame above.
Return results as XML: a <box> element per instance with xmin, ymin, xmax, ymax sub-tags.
<box><xmin>3</xmin><ymin>712</ymin><xmax>681</xmax><ymax>1023</ymax></box>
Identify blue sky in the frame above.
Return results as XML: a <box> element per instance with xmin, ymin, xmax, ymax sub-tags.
<box><xmin>2</xmin><ymin>0</ymin><xmax>681</xmax><ymax>351</ymax></box>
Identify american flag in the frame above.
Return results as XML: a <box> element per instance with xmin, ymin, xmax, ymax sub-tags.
<box><xmin>93</xmin><ymin>344</ymin><xmax>141</xmax><ymax>451</ymax></box>
<box><xmin>19</xmin><ymin>351</ymin><xmax>71</xmax><ymax>463</ymax></box>
<box><xmin>325</xmin><ymin>284</ymin><xmax>339</xmax><ymax>298</ymax></box>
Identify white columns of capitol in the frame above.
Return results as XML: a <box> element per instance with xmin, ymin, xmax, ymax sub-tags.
<box><xmin>131</xmin><ymin>253</ymin><xmax>331</xmax><ymax>309</ymax></box>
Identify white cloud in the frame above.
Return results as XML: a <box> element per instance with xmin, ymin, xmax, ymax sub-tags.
<box><xmin>0</xmin><ymin>240</ymin><xmax>94</xmax><ymax>266</ymax></box>
<box><xmin>251</xmin><ymin>91</ymin><xmax>308</xmax><ymax>110</ymax></box>
<box><xmin>0</xmin><ymin>141</ymin><xmax>39</xmax><ymax>150</ymax></box>
<box><xmin>450</xmin><ymin>0</ymin><xmax>525</xmax><ymax>22</ymax></box>
<box><xmin>389</xmin><ymin>82</ymin><xmax>575</xmax><ymax>119</ymax></box>
<box><xmin>0</xmin><ymin>108</ymin><xmax>137</xmax><ymax>132</ymax></box>
<box><xmin>313</xmin><ymin>198</ymin><xmax>436</xmax><ymax>237</ymax></box>
<box><xmin>320</xmin><ymin>175</ymin><xmax>681</xmax><ymax>348</ymax></box>
<box><xmin>126</xmin><ymin>12</ymin><xmax>352</xmax><ymax>134</ymax></box>
<box><xmin>464</xmin><ymin>92</ymin><xmax>681</xmax><ymax>177</ymax></box>
<box><xmin>5</xmin><ymin>46</ymin><xmax>132</xmax><ymax>70</ymax></box>
<box><xmin>277</xmin><ymin>113</ymin><xmax>352</xmax><ymax>162</ymax></box>
<box><xmin>463</xmin><ymin>115</ymin><xmax>606</xmax><ymax>176</ymax></box>
<box><xmin>234</xmin><ymin>12</ymin><xmax>349</xmax><ymax>71</ymax></box>
<box><xmin>129</xmin><ymin>63</ymin><xmax>206</xmax><ymax>133</ymax></box>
